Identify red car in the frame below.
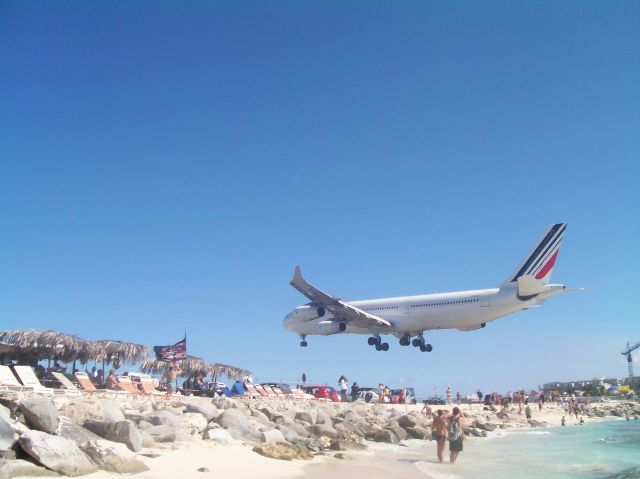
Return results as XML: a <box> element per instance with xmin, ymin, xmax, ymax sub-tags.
<box><xmin>303</xmin><ymin>385</ymin><xmax>341</xmax><ymax>402</ymax></box>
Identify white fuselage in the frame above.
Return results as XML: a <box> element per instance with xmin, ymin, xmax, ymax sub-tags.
<box><xmin>283</xmin><ymin>283</ymin><xmax>566</xmax><ymax>337</ymax></box>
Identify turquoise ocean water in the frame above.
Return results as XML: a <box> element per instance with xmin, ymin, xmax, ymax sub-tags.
<box><xmin>354</xmin><ymin>419</ymin><xmax>640</xmax><ymax>479</ymax></box>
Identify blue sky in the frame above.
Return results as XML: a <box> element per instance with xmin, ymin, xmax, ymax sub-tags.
<box><xmin>1</xmin><ymin>1</ymin><xmax>638</xmax><ymax>397</ymax></box>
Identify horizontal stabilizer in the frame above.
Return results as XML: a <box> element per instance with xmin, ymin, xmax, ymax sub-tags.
<box><xmin>517</xmin><ymin>275</ymin><xmax>545</xmax><ymax>297</ymax></box>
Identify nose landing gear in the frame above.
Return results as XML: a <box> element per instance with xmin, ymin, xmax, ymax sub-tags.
<box><xmin>299</xmin><ymin>334</ymin><xmax>308</xmax><ymax>347</ymax></box>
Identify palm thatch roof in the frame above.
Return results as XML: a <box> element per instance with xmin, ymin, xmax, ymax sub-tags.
<box><xmin>210</xmin><ymin>363</ymin><xmax>252</xmax><ymax>379</ymax></box>
<box><xmin>139</xmin><ymin>355</ymin><xmax>208</xmax><ymax>375</ymax></box>
<box><xmin>0</xmin><ymin>329</ymin><xmax>89</xmax><ymax>362</ymax></box>
<box><xmin>86</xmin><ymin>340</ymin><xmax>149</xmax><ymax>364</ymax></box>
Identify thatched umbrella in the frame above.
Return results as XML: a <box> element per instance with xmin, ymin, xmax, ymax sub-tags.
<box><xmin>139</xmin><ymin>355</ymin><xmax>208</xmax><ymax>376</ymax></box>
<box><xmin>87</xmin><ymin>340</ymin><xmax>149</xmax><ymax>364</ymax></box>
<box><xmin>0</xmin><ymin>329</ymin><xmax>89</xmax><ymax>363</ymax></box>
<box><xmin>209</xmin><ymin>363</ymin><xmax>251</xmax><ymax>379</ymax></box>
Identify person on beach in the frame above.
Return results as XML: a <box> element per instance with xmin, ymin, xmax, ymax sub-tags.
<box><xmin>379</xmin><ymin>383</ymin><xmax>386</xmax><ymax>404</ymax></box>
<box><xmin>446</xmin><ymin>407</ymin><xmax>464</xmax><ymax>464</ymax></box>
<box><xmin>104</xmin><ymin>370</ymin><xmax>118</xmax><ymax>390</ymax></box>
<box><xmin>525</xmin><ymin>403</ymin><xmax>532</xmax><ymax>420</ymax></box>
<box><xmin>350</xmin><ymin>382</ymin><xmax>359</xmax><ymax>402</ymax></box>
<box><xmin>163</xmin><ymin>365</ymin><xmax>182</xmax><ymax>393</ymax></box>
<box><xmin>422</xmin><ymin>403</ymin><xmax>433</xmax><ymax>419</ymax></box>
<box><xmin>339</xmin><ymin>375</ymin><xmax>348</xmax><ymax>402</ymax></box>
<box><xmin>446</xmin><ymin>387</ymin><xmax>452</xmax><ymax>405</ymax></box>
<box><xmin>561</xmin><ymin>415</ymin><xmax>566</xmax><ymax>426</ymax></box>
<box><xmin>431</xmin><ymin>410</ymin><xmax>448</xmax><ymax>463</ymax></box>
<box><xmin>456</xmin><ymin>391</ymin><xmax>461</xmax><ymax>404</ymax></box>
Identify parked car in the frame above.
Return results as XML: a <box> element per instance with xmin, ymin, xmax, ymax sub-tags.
<box><xmin>356</xmin><ymin>387</ymin><xmax>383</xmax><ymax>403</ymax></box>
<box><xmin>303</xmin><ymin>385</ymin><xmax>341</xmax><ymax>402</ymax></box>
<box><xmin>389</xmin><ymin>388</ymin><xmax>417</xmax><ymax>404</ymax></box>
<box><xmin>423</xmin><ymin>395</ymin><xmax>446</xmax><ymax>405</ymax></box>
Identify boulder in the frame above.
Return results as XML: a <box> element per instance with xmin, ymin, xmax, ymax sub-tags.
<box><xmin>215</xmin><ymin>409</ymin><xmax>259</xmax><ymax>441</ymax></box>
<box><xmin>365</xmin><ymin>429</ymin><xmax>396</xmax><ymax>443</ymax></box>
<box><xmin>100</xmin><ymin>401</ymin><xmax>125</xmax><ymax>422</ymax></box>
<box><xmin>464</xmin><ymin>427</ymin><xmax>485</xmax><ymax>437</ymax></box>
<box><xmin>143</xmin><ymin>410</ymin><xmax>179</xmax><ymax>428</ymax></box>
<box><xmin>0</xmin><ymin>459</ymin><xmax>60</xmax><ymax>478</ymax></box>
<box><xmin>211</xmin><ymin>397</ymin><xmax>235</xmax><ymax>410</ymax></box>
<box><xmin>405</xmin><ymin>426</ymin><xmax>430</xmax><ymax>440</ymax></box>
<box><xmin>185</xmin><ymin>403</ymin><xmax>218</xmax><ymax>422</ymax></box>
<box><xmin>295</xmin><ymin>411</ymin><xmax>316</xmax><ymax>425</ymax></box>
<box><xmin>203</xmin><ymin>428</ymin><xmax>234</xmax><ymax>444</ymax></box>
<box><xmin>0</xmin><ymin>416</ymin><xmax>17</xmax><ymax>454</ymax></box>
<box><xmin>257</xmin><ymin>406</ymin><xmax>278</xmax><ymax>421</ymax></box>
<box><xmin>397</xmin><ymin>415</ymin><xmax>417</xmax><ymax>429</ymax></box>
<box><xmin>249</xmin><ymin>409</ymin><xmax>271</xmax><ymax>425</ymax></box>
<box><xmin>252</xmin><ymin>442</ymin><xmax>311</xmax><ymax>461</ymax></box>
<box><xmin>315</xmin><ymin>410</ymin><xmax>332</xmax><ymax>425</ymax></box>
<box><xmin>145</xmin><ymin>425</ymin><xmax>177</xmax><ymax>443</ymax></box>
<box><xmin>83</xmin><ymin>420</ymin><xmax>143</xmax><ymax>452</ymax></box>
<box><xmin>260</xmin><ymin>429</ymin><xmax>287</xmax><ymax>443</ymax></box>
<box><xmin>474</xmin><ymin>420</ymin><xmax>497</xmax><ymax>432</ymax></box>
<box><xmin>20</xmin><ymin>400</ymin><xmax>59</xmax><ymax>435</ymax></box>
<box><xmin>0</xmin><ymin>404</ymin><xmax>11</xmax><ymax>421</ymax></box>
<box><xmin>528</xmin><ymin>420</ymin><xmax>547</xmax><ymax>428</ymax></box>
<box><xmin>178</xmin><ymin>413</ymin><xmax>208</xmax><ymax>436</ymax></box>
<box><xmin>18</xmin><ymin>430</ymin><xmax>98</xmax><ymax>476</ymax></box>
<box><xmin>80</xmin><ymin>440</ymin><xmax>149</xmax><ymax>474</ymax></box>
<box><xmin>275</xmin><ymin>425</ymin><xmax>300</xmax><ymax>443</ymax></box>
<box><xmin>308</xmin><ymin>424</ymin><xmax>337</xmax><ymax>439</ymax></box>
<box><xmin>55</xmin><ymin>417</ymin><xmax>102</xmax><ymax>445</ymax></box>
<box><xmin>387</xmin><ymin>425</ymin><xmax>407</xmax><ymax>441</ymax></box>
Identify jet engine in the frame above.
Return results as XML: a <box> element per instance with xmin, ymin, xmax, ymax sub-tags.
<box><xmin>316</xmin><ymin>320</ymin><xmax>347</xmax><ymax>335</ymax></box>
<box><xmin>292</xmin><ymin>304</ymin><xmax>326</xmax><ymax>322</ymax></box>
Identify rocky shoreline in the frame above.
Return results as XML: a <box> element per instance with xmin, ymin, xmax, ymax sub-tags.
<box><xmin>1</xmin><ymin>390</ymin><xmax>638</xmax><ymax>478</ymax></box>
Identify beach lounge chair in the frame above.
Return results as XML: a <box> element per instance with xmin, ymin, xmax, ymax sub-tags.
<box><xmin>48</xmin><ymin>372</ymin><xmax>82</xmax><ymax>396</ymax></box>
<box><xmin>242</xmin><ymin>382</ymin><xmax>261</xmax><ymax>399</ymax></box>
<box><xmin>11</xmin><ymin>366</ymin><xmax>54</xmax><ymax>396</ymax></box>
<box><xmin>0</xmin><ymin>365</ymin><xmax>35</xmax><ymax>392</ymax></box>
<box><xmin>253</xmin><ymin>384</ymin><xmax>274</xmax><ymax>399</ymax></box>
<box><xmin>128</xmin><ymin>373</ymin><xmax>166</xmax><ymax>396</ymax></box>
<box><xmin>75</xmin><ymin>371</ymin><xmax>99</xmax><ymax>391</ymax></box>
<box><xmin>114</xmin><ymin>375</ymin><xmax>141</xmax><ymax>394</ymax></box>
<box><xmin>260</xmin><ymin>385</ymin><xmax>282</xmax><ymax>400</ymax></box>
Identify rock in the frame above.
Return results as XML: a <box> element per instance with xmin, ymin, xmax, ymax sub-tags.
<box><xmin>365</xmin><ymin>429</ymin><xmax>396</xmax><ymax>443</ymax></box>
<box><xmin>0</xmin><ymin>405</ymin><xmax>11</xmax><ymax>421</ymax></box>
<box><xmin>18</xmin><ymin>430</ymin><xmax>98</xmax><ymax>476</ymax></box>
<box><xmin>100</xmin><ymin>402</ymin><xmax>125</xmax><ymax>422</ymax></box>
<box><xmin>20</xmin><ymin>400</ymin><xmax>59</xmax><ymax>435</ymax></box>
<box><xmin>301</xmin><ymin>437</ymin><xmax>324</xmax><ymax>452</ymax></box>
<box><xmin>143</xmin><ymin>410</ymin><xmax>179</xmax><ymax>428</ymax></box>
<box><xmin>179</xmin><ymin>413</ymin><xmax>208</xmax><ymax>436</ymax></box>
<box><xmin>0</xmin><ymin>459</ymin><xmax>60</xmax><ymax>478</ymax></box>
<box><xmin>465</xmin><ymin>427</ymin><xmax>485</xmax><ymax>437</ymax></box>
<box><xmin>56</xmin><ymin>416</ymin><xmax>102</xmax><ymax>445</ymax></box>
<box><xmin>406</xmin><ymin>426</ymin><xmax>430</xmax><ymax>440</ymax></box>
<box><xmin>252</xmin><ymin>442</ymin><xmax>311</xmax><ymax>461</ymax></box>
<box><xmin>295</xmin><ymin>411</ymin><xmax>316</xmax><ymax>425</ymax></box>
<box><xmin>198</xmin><ymin>467</ymin><xmax>209</xmax><ymax>472</ymax></box>
<box><xmin>328</xmin><ymin>439</ymin><xmax>365</xmax><ymax>451</ymax></box>
<box><xmin>387</xmin><ymin>425</ymin><xmax>407</xmax><ymax>441</ymax></box>
<box><xmin>397</xmin><ymin>415</ymin><xmax>417</xmax><ymax>428</ymax></box>
<box><xmin>257</xmin><ymin>406</ymin><xmax>278</xmax><ymax>421</ymax></box>
<box><xmin>211</xmin><ymin>397</ymin><xmax>235</xmax><ymax>410</ymax></box>
<box><xmin>261</xmin><ymin>429</ymin><xmax>287</xmax><ymax>443</ymax></box>
<box><xmin>308</xmin><ymin>424</ymin><xmax>337</xmax><ymax>439</ymax></box>
<box><xmin>185</xmin><ymin>403</ymin><xmax>218</xmax><ymax>422</ymax></box>
<box><xmin>528</xmin><ymin>420</ymin><xmax>547</xmax><ymax>428</ymax></box>
<box><xmin>215</xmin><ymin>409</ymin><xmax>259</xmax><ymax>441</ymax></box>
<box><xmin>275</xmin><ymin>425</ymin><xmax>299</xmax><ymax>443</ymax></box>
<box><xmin>83</xmin><ymin>420</ymin><xmax>143</xmax><ymax>452</ymax></box>
<box><xmin>315</xmin><ymin>410</ymin><xmax>332</xmax><ymax>425</ymax></box>
<box><xmin>0</xmin><ymin>416</ymin><xmax>17</xmax><ymax>454</ymax></box>
<box><xmin>334</xmin><ymin>453</ymin><xmax>351</xmax><ymax>460</ymax></box>
<box><xmin>249</xmin><ymin>408</ymin><xmax>271</xmax><ymax>425</ymax></box>
<box><xmin>203</xmin><ymin>428</ymin><xmax>234</xmax><ymax>444</ymax></box>
<box><xmin>145</xmin><ymin>425</ymin><xmax>177</xmax><ymax>443</ymax></box>
<box><xmin>474</xmin><ymin>420</ymin><xmax>497</xmax><ymax>432</ymax></box>
<box><xmin>79</xmin><ymin>440</ymin><xmax>149</xmax><ymax>474</ymax></box>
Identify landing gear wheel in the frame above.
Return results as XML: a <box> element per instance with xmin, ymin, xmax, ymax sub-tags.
<box><xmin>426</xmin><ymin>344</ymin><xmax>433</xmax><ymax>352</ymax></box>
<box><xmin>399</xmin><ymin>337</ymin><xmax>409</xmax><ymax>346</ymax></box>
<box><xmin>419</xmin><ymin>344</ymin><xmax>427</xmax><ymax>352</ymax></box>
<box><xmin>368</xmin><ymin>337</ymin><xmax>376</xmax><ymax>346</ymax></box>
<box><xmin>375</xmin><ymin>343</ymin><xmax>382</xmax><ymax>351</ymax></box>
<box><xmin>300</xmin><ymin>341</ymin><xmax>308</xmax><ymax>347</ymax></box>
<box><xmin>412</xmin><ymin>338</ymin><xmax>421</xmax><ymax>347</ymax></box>
<box><xmin>381</xmin><ymin>342</ymin><xmax>389</xmax><ymax>351</ymax></box>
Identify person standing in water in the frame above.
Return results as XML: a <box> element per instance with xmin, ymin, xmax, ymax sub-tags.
<box><xmin>446</xmin><ymin>407</ymin><xmax>465</xmax><ymax>464</ymax></box>
<box><xmin>431</xmin><ymin>410</ymin><xmax>448</xmax><ymax>463</ymax></box>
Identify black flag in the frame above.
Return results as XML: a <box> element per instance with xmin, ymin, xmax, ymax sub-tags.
<box><xmin>153</xmin><ymin>336</ymin><xmax>187</xmax><ymax>361</ymax></box>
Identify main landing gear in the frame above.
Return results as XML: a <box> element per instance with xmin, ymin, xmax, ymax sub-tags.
<box><xmin>409</xmin><ymin>333</ymin><xmax>433</xmax><ymax>353</ymax></box>
<box><xmin>299</xmin><ymin>334</ymin><xmax>308</xmax><ymax>347</ymax></box>
<box><xmin>367</xmin><ymin>334</ymin><xmax>389</xmax><ymax>352</ymax></box>
<box><xmin>399</xmin><ymin>333</ymin><xmax>433</xmax><ymax>352</ymax></box>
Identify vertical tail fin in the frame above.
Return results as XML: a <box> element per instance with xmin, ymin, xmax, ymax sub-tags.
<box><xmin>503</xmin><ymin>223</ymin><xmax>567</xmax><ymax>285</ymax></box>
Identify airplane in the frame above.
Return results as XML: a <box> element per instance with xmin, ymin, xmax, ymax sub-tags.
<box><xmin>283</xmin><ymin>223</ymin><xmax>579</xmax><ymax>352</ymax></box>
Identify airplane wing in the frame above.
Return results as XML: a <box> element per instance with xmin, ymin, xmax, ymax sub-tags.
<box><xmin>290</xmin><ymin>266</ymin><xmax>392</xmax><ymax>329</ymax></box>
